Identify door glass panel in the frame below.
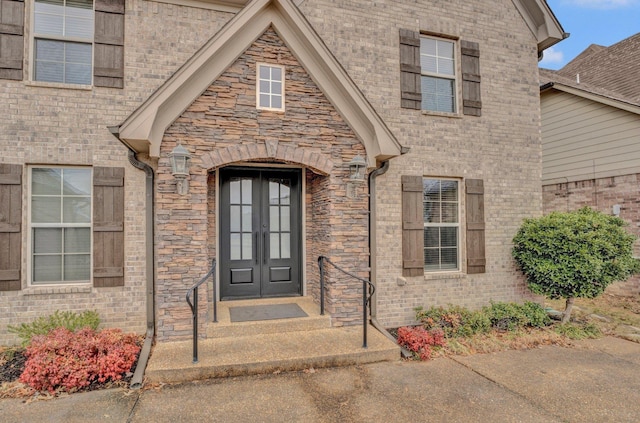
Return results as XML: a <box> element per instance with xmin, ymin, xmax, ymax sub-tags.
<box><xmin>281</xmin><ymin>182</ymin><xmax>290</xmax><ymax>205</ymax></box>
<box><xmin>229</xmin><ymin>178</ymin><xmax>252</xmax><ymax>261</ymax></box>
<box><xmin>230</xmin><ymin>233</ymin><xmax>241</xmax><ymax>260</ymax></box>
<box><xmin>269</xmin><ymin>181</ymin><xmax>279</xmax><ymax>205</ymax></box>
<box><xmin>230</xmin><ymin>179</ymin><xmax>240</xmax><ymax>204</ymax></box>
<box><xmin>270</xmin><ymin>206</ymin><xmax>279</xmax><ymax>231</ymax></box>
<box><xmin>230</xmin><ymin>205</ymin><xmax>240</xmax><ymax>231</ymax></box>
<box><xmin>270</xmin><ymin>233</ymin><xmax>280</xmax><ymax>259</ymax></box>
<box><xmin>281</xmin><ymin>233</ymin><xmax>290</xmax><ymax>259</ymax></box>
<box><xmin>242</xmin><ymin>179</ymin><xmax>252</xmax><ymax>204</ymax></box>
<box><xmin>242</xmin><ymin>233</ymin><xmax>252</xmax><ymax>260</ymax></box>
<box><xmin>281</xmin><ymin>206</ymin><xmax>290</xmax><ymax>231</ymax></box>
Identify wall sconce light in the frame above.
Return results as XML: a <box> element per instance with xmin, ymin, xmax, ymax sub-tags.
<box><xmin>169</xmin><ymin>144</ymin><xmax>191</xmax><ymax>195</ymax></box>
<box><xmin>349</xmin><ymin>155</ymin><xmax>367</xmax><ymax>181</ymax></box>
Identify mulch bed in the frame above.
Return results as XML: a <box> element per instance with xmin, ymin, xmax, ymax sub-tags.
<box><xmin>0</xmin><ymin>346</ymin><xmax>139</xmax><ymax>394</ymax></box>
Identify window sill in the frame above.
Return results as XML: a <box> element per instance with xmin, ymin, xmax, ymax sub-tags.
<box><xmin>23</xmin><ymin>285</ymin><xmax>92</xmax><ymax>296</ymax></box>
<box><xmin>25</xmin><ymin>81</ymin><xmax>93</xmax><ymax>91</ymax></box>
<box><xmin>421</xmin><ymin>110</ymin><xmax>462</xmax><ymax>119</ymax></box>
<box><xmin>423</xmin><ymin>271</ymin><xmax>465</xmax><ymax>281</ymax></box>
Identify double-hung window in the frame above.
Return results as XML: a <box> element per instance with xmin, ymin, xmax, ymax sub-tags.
<box><xmin>423</xmin><ymin>178</ymin><xmax>459</xmax><ymax>271</ymax></box>
<box><xmin>256</xmin><ymin>63</ymin><xmax>284</xmax><ymax>111</ymax></box>
<box><xmin>420</xmin><ymin>37</ymin><xmax>456</xmax><ymax>113</ymax></box>
<box><xmin>30</xmin><ymin>167</ymin><xmax>92</xmax><ymax>284</ymax></box>
<box><xmin>33</xmin><ymin>0</ymin><xmax>94</xmax><ymax>85</ymax></box>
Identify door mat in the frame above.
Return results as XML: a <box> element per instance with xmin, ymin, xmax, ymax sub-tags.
<box><xmin>229</xmin><ymin>303</ymin><xmax>308</xmax><ymax>322</ymax></box>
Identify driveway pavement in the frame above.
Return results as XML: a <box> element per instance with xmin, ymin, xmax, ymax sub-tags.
<box><xmin>1</xmin><ymin>336</ymin><xmax>639</xmax><ymax>423</ymax></box>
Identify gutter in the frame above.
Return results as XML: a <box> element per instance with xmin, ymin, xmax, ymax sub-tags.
<box><xmin>109</xmin><ymin>126</ymin><xmax>155</xmax><ymax>390</ymax></box>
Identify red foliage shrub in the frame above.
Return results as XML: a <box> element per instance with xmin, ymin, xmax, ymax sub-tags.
<box><xmin>396</xmin><ymin>326</ymin><xmax>446</xmax><ymax>360</ymax></box>
<box><xmin>20</xmin><ymin>328</ymin><xmax>140</xmax><ymax>393</ymax></box>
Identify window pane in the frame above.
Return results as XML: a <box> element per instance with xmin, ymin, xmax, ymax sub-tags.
<box><xmin>272</xmin><ymin>81</ymin><xmax>282</xmax><ymax>95</ymax></box>
<box><xmin>423</xmin><ymin>202</ymin><xmax>440</xmax><ymax>223</ymax></box>
<box><xmin>260</xmin><ymin>80</ymin><xmax>270</xmax><ymax>94</ymax></box>
<box><xmin>440</xmin><ymin>180</ymin><xmax>458</xmax><ymax>201</ymax></box>
<box><xmin>32</xmin><ymin>197</ymin><xmax>61</xmax><ymax>223</ymax></box>
<box><xmin>424</xmin><ymin>227</ymin><xmax>439</xmax><ymax>249</ymax></box>
<box><xmin>441</xmin><ymin>227</ymin><xmax>458</xmax><ymax>248</ymax></box>
<box><xmin>424</xmin><ymin>249</ymin><xmax>439</xmax><ymax>270</ymax></box>
<box><xmin>423</xmin><ymin>179</ymin><xmax>440</xmax><ymax>201</ymax></box>
<box><xmin>65</xmin><ymin>62</ymin><xmax>92</xmax><ymax>85</ymax></box>
<box><xmin>260</xmin><ymin>94</ymin><xmax>270</xmax><ymax>108</ymax></box>
<box><xmin>33</xmin><ymin>168</ymin><xmax>62</xmax><ymax>195</ymax></box>
<box><xmin>64</xmin><ymin>227</ymin><xmax>90</xmax><ymax>253</ymax></box>
<box><xmin>64</xmin><ymin>254</ymin><xmax>90</xmax><ymax>281</ymax></box>
<box><xmin>437</xmin><ymin>40</ymin><xmax>454</xmax><ymax>58</ymax></box>
<box><xmin>441</xmin><ymin>203</ymin><xmax>458</xmax><ymax>223</ymax></box>
<box><xmin>63</xmin><ymin>197</ymin><xmax>90</xmax><ymax>223</ymax></box>
<box><xmin>421</xmin><ymin>38</ymin><xmax>436</xmax><ymax>55</ymax></box>
<box><xmin>441</xmin><ymin>248</ymin><xmax>458</xmax><ymax>269</ymax></box>
<box><xmin>271</xmin><ymin>95</ymin><xmax>282</xmax><ymax>109</ymax></box>
<box><xmin>34</xmin><ymin>11</ymin><xmax>64</xmax><ymax>36</ymax></box>
<box><xmin>421</xmin><ymin>55</ymin><xmax>437</xmax><ymax>73</ymax></box>
<box><xmin>259</xmin><ymin>65</ymin><xmax>270</xmax><ymax>79</ymax></box>
<box><xmin>66</xmin><ymin>16</ymin><xmax>93</xmax><ymax>39</ymax></box>
<box><xmin>271</xmin><ymin>66</ymin><xmax>282</xmax><ymax>80</ymax></box>
<box><xmin>33</xmin><ymin>228</ymin><xmax>62</xmax><ymax>254</ymax></box>
<box><xmin>33</xmin><ymin>255</ymin><xmax>62</xmax><ymax>282</ymax></box>
<box><xmin>62</xmin><ymin>168</ymin><xmax>91</xmax><ymax>195</ymax></box>
<box><xmin>438</xmin><ymin>57</ymin><xmax>454</xmax><ymax>75</ymax></box>
<box><xmin>67</xmin><ymin>0</ymin><xmax>93</xmax><ymax>10</ymax></box>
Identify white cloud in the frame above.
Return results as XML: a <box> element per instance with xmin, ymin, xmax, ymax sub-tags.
<box><xmin>540</xmin><ymin>47</ymin><xmax>564</xmax><ymax>67</ymax></box>
<box><xmin>565</xmin><ymin>0</ymin><xmax>637</xmax><ymax>9</ymax></box>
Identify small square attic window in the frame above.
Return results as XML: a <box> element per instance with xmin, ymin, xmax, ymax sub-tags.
<box><xmin>257</xmin><ymin>63</ymin><xmax>284</xmax><ymax>111</ymax></box>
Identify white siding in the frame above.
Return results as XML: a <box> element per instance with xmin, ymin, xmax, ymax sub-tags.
<box><xmin>541</xmin><ymin>90</ymin><xmax>640</xmax><ymax>184</ymax></box>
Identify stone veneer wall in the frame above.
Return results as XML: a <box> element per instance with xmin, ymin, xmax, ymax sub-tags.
<box><xmin>299</xmin><ymin>0</ymin><xmax>544</xmax><ymax>328</ymax></box>
<box><xmin>156</xmin><ymin>28</ymin><xmax>368</xmax><ymax>340</ymax></box>
<box><xmin>0</xmin><ymin>0</ymin><xmax>233</xmax><ymax>345</ymax></box>
<box><xmin>543</xmin><ymin>175</ymin><xmax>640</xmax><ymax>296</ymax></box>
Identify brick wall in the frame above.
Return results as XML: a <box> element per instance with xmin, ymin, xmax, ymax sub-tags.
<box><xmin>299</xmin><ymin>0</ymin><xmax>544</xmax><ymax>328</ymax></box>
<box><xmin>0</xmin><ymin>0</ymin><xmax>233</xmax><ymax>345</ymax></box>
<box><xmin>156</xmin><ymin>28</ymin><xmax>368</xmax><ymax>340</ymax></box>
<box><xmin>543</xmin><ymin>175</ymin><xmax>640</xmax><ymax>296</ymax></box>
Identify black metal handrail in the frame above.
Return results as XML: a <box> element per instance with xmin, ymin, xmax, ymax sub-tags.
<box><xmin>186</xmin><ymin>259</ymin><xmax>216</xmax><ymax>364</ymax></box>
<box><xmin>318</xmin><ymin>256</ymin><xmax>375</xmax><ymax>348</ymax></box>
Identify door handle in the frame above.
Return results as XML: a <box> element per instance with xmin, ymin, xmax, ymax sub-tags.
<box><xmin>255</xmin><ymin>232</ymin><xmax>258</xmax><ymax>264</ymax></box>
<box><xmin>263</xmin><ymin>232</ymin><xmax>267</xmax><ymax>264</ymax></box>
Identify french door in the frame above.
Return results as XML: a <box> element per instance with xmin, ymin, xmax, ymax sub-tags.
<box><xmin>219</xmin><ymin>168</ymin><xmax>301</xmax><ymax>299</ymax></box>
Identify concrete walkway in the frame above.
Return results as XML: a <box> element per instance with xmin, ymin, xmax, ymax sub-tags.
<box><xmin>2</xmin><ymin>337</ymin><xmax>639</xmax><ymax>422</ymax></box>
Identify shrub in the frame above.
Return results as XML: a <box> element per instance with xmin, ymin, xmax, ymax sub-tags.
<box><xmin>482</xmin><ymin>301</ymin><xmax>551</xmax><ymax>331</ymax></box>
<box><xmin>416</xmin><ymin>305</ymin><xmax>490</xmax><ymax>338</ymax></box>
<box><xmin>396</xmin><ymin>326</ymin><xmax>446</xmax><ymax>360</ymax></box>
<box><xmin>513</xmin><ymin>207</ymin><xmax>640</xmax><ymax>323</ymax></box>
<box><xmin>20</xmin><ymin>327</ymin><xmax>140</xmax><ymax>393</ymax></box>
<box><xmin>8</xmin><ymin>310</ymin><xmax>100</xmax><ymax>346</ymax></box>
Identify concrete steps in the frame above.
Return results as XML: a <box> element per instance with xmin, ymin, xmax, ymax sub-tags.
<box><xmin>145</xmin><ymin>297</ymin><xmax>400</xmax><ymax>384</ymax></box>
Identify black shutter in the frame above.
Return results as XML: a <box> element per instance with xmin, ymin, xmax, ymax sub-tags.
<box><xmin>402</xmin><ymin>175</ymin><xmax>424</xmax><ymax>276</ymax></box>
<box><xmin>94</xmin><ymin>0</ymin><xmax>124</xmax><ymax>88</ymax></box>
<box><xmin>399</xmin><ymin>29</ymin><xmax>421</xmax><ymax>110</ymax></box>
<box><xmin>0</xmin><ymin>0</ymin><xmax>24</xmax><ymax>81</ymax></box>
<box><xmin>0</xmin><ymin>164</ymin><xmax>22</xmax><ymax>291</ymax></box>
<box><xmin>93</xmin><ymin>167</ymin><xmax>125</xmax><ymax>287</ymax></box>
<box><xmin>465</xmin><ymin>179</ymin><xmax>485</xmax><ymax>273</ymax></box>
<box><xmin>461</xmin><ymin>40</ymin><xmax>481</xmax><ymax>117</ymax></box>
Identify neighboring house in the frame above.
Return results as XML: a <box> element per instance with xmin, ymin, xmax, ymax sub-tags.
<box><xmin>0</xmin><ymin>0</ymin><xmax>564</xmax><ymax>345</ymax></box>
<box><xmin>540</xmin><ymin>33</ymin><xmax>640</xmax><ymax>295</ymax></box>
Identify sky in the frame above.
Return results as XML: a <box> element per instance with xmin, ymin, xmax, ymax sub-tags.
<box><xmin>539</xmin><ymin>0</ymin><xmax>640</xmax><ymax>69</ymax></box>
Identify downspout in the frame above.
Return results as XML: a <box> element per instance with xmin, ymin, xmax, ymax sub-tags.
<box><xmin>108</xmin><ymin>127</ymin><xmax>155</xmax><ymax>390</ymax></box>
<box><xmin>368</xmin><ymin>160</ymin><xmax>397</xmax><ymax>343</ymax></box>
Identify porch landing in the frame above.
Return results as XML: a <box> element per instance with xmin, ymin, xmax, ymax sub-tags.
<box><xmin>144</xmin><ymin>297</ymin><xmax>400</xmax><ymax>384</ymax></box>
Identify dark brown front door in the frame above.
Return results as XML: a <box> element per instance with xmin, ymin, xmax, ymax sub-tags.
<box><xmin>219</xmin><ymin>167</ymin><xmax>301</xmax><ymax>299</ymax></box>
